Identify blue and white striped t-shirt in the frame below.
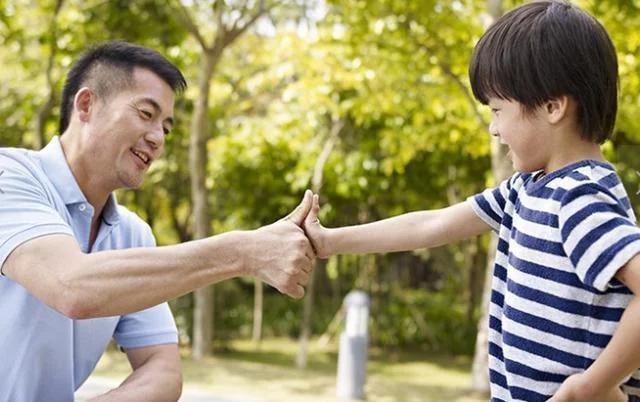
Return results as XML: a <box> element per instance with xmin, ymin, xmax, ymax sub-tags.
<box><xmin>469</xmin><ymin>159</ymin><xmax>640</xmax><ymax>402</ymax></box>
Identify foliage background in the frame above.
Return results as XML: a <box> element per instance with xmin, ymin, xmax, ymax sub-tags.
<box><xmin>1</xmin><ymin>0</ymin><xmax>639</xmax><ymax>359</ymax></box>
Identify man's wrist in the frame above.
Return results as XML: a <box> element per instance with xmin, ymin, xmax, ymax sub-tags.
<box><xmin>225</xmin><ymin>230</ymin><xmax>254</xmax><ymax>278</ymax></box>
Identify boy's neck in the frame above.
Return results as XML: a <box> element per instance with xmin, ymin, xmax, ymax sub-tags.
<box><xmin>543</xmin><ymin>138</ymin><xmax>604</xmax><ymax>174</ymax></box>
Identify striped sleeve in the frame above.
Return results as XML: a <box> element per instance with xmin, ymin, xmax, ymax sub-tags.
<box><xmin>467</xmin><ymin>174</ymin><xmax>518</xmax><ymax>232</ymax></box>
<box><xmin>558</xmin><ymin>182</ymin><xmax>640</xmax><ymax>291</ymax></box>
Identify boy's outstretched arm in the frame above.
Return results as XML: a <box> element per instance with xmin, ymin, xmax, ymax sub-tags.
<box><xmin>302</xmin><ymin>194</ymin><xmax>492</xmax><ymax>258</ymax></box>
<box><xmin>549</xmin><ymin>254</ymin><xmax>640</xmax><ymax>402</ymax></box>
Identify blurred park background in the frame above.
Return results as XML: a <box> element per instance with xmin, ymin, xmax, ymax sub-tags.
<box><xmin>1</xmin><ymin>0</ymin><xmax>639</xmax><ymax>400</ymax></box>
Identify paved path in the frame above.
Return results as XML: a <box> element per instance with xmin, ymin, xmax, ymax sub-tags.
<box><xmin>75</xmin><ymin>375</ymin><xmax>262</xmax><ymax>402</ymax></box>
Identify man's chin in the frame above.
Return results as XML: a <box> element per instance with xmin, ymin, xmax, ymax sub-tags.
<box><xmin>118</xmin><ymin>174</ymin><xmax>145</xmax><ymax>190</ymax></box>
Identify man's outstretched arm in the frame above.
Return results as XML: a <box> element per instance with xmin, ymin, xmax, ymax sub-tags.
<box><xmin>2</xmin><ymin>191</ymin><xmax>315</xmax><ymax>319</ymax></box>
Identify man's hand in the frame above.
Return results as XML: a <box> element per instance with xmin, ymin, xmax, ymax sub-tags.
<box><xmin>243</xmin><ymin>190</ymin><xmax>316</xmax><ymax>299</ymax></box>
<box><xmin>548</xmin><ymin>373</ymin><xmax>626</xmax><ymax>402</ymax></box>
<box><xmin>302</xmin><ymin>193</ymin><xmax>332</xmax><ymax>258</ymax></box>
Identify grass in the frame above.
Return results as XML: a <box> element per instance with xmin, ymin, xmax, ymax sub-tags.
<box><xmin>92</xmin><ymin>338</ymin><xmax>488</xmax><ymax>402</ymax></box>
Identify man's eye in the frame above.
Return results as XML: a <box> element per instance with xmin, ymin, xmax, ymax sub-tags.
<box><xmin>139</xmin><ymin>109</ymin><xmax>153</xmax><ymax>119</ymax></box>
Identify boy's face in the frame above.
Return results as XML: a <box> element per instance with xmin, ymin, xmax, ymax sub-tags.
<box><xmin>488</xmin><ymin>98</ymin><xmax>551</xmax><ymax>173</ymax></box>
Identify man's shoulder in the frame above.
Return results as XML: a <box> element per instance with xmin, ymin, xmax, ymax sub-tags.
<box><xmin>0</xmin><ymin>147</ymin><xmax>49</xmax><ymax>196</ymax></box>
<box><xmin>0</xmin><ymin>147</ymin><xmax>41</xmax><ymax>174</ymax></box>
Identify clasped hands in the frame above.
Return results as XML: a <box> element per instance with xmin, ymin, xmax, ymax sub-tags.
<box><xmin>245</xmin><ymin>189</ymin><xmax>328</xmax><ymax>299</ymax></box>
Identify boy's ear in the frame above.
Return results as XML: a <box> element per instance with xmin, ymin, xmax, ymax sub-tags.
<box><xmin>73</xmin><ymin>87</ymin><xmax>95</xmax><ymax>123</ymax></box>
<box><xmin>544</xmin><ymin>95</ymin><xmax>570</xmax><ymax>124</ymax></box>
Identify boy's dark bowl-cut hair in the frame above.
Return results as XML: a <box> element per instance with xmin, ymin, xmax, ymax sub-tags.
<box><xmin>469</xmin><ymin>0</ymin><xmax>618</xmax><ymax>144</ymax></box>
<box><xmin>59</xmin><ymin>41</ymin><xmax>187</xmax><ymax>134</ymax></box>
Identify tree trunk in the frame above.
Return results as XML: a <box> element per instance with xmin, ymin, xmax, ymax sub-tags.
<box><xmin>34</xmin><ymin>0</ymin><xmax>64</xmax><ymax>149</ymax></box>
<box><xmin>190</xmin><ymin>51</ymin><xmax>219</xmax><ymax>360</ymax></box>
<box><xmin>296</xmin><ymin>259</ymin><xmax>322</xmax><ymax>368</ymax></box>
<box><xmin>252</xmin><ymin>280</ymin><xmax>264</xmax><ymax>346</ymax></box>
<box><xmin>296</xmin><ymin>117</ymin><xmax>343</xmax><ymax>369</ymax></box>
<box><xmin>471</xmin><ymin>138</ymin><xmax>511</xmax><ymax>392</ymax></box>
<box><xmin>470</xmin><ymin>0</ymin><xmax>509</xmax><ymax>392</ymax></box>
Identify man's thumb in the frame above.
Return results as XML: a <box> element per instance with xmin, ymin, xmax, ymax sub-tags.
<box><xmin>284</xmin><ymin>189</ymin><xmax>312</xmax><ymax>226</ymax></box>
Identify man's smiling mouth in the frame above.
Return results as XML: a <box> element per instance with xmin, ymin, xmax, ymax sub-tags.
<box><xmin>131</xmin><ymin>149</ymin><xmax>150</xmax><ymax>165</ymax></box>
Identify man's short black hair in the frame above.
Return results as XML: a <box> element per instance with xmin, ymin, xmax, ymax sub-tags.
<box><xmin>469</xmin><ymin>0</ymin><xmax>618</xmax><ymax>144</ymax></box>
<box><xmin>59</xmin><ymin>41</ymin><xmax>187</xmax><ymax>134</ymax></box>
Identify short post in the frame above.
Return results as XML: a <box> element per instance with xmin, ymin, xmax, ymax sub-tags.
<box><xmin>336</xmin><ymin>290</ymin><xmax>369</xmax><ymax>400</ymax></box>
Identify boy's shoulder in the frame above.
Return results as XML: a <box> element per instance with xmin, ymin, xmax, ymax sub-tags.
<box><xmin>547</xmin><ymin>160</ymin><xmax>630</xmax><ymax>211</ymax></box>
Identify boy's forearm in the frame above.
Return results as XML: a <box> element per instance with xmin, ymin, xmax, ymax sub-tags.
<box><xmin>324</xmin><ymin>202</ymin><xmax>491</xmax><ymax>256</ymax></box>
<box><xmin>580</xmin><ymin>296</ymin><xmax>640</xmax><ymax>394</ymax></box>
<box><xmin>327</xmin><ymin>211</ymin><xmax>435</xmax><ymax>255</ymax></box>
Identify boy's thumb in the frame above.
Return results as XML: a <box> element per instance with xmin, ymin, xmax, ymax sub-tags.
<box><xmin>304</xmin><ymin>194</ymin><xmax>320</xmax><ymax>227</ymax></box>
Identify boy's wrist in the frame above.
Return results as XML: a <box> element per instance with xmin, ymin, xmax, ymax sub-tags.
<box><xmin>321</xmin><ymin>227</ymin><xmax>339</xmax><ymax>257</ymax></box>
<box><xmin>572</xmin><ymin>369</ymin><xmax>625</xmax><ymax>401</ymax></box>
<box><xmin>554</xmin><ymin>372</ymin><xmax>600</xmax><ymax>401</ymax></box>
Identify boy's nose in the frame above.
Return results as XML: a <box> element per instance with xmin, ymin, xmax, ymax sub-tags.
<box><xmin>489</xmin><ymin>121</ymin><xmax>499</xmax><ymax>137</ymax></box>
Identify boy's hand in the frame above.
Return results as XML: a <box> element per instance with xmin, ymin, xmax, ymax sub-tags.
<box><xmin>547</xmin><ymin>373</ymin><xmax>626</xmax><ymax>402</ymax></box>
<box><xmin>302</xmin><ymin>193</ymin><xmax>332</xmax><ymax>258</ymax></box>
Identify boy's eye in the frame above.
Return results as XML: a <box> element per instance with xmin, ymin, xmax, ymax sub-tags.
<box><xmin>163</xmin><ymin>127</ymin><xmax>170</xmax><ymax>136</ymax></box>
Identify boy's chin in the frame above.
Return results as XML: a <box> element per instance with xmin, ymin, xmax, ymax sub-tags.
<box><xmin>512</xmin><ymin>159</ymin><xmax>543</xmax><ymax>174</ymax></box>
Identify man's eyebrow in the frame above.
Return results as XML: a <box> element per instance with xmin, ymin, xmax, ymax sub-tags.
<box><xmin>137</xmin><ymin>97</ymin><xmax>174</xmax><ymax>126</ymax></box>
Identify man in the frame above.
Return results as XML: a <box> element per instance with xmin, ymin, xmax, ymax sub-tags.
<box><xmin>0</xmin><ymin>41</ymin><xmax>315</xmax><ymax>402</ymax></box>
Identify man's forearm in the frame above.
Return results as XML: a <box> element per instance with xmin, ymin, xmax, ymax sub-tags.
<box><xmin>65</xmin><ymin>230</ymin><xmax>247</xmax><ymax>318</ymax></box>
<box><xmin>88</xmin><ymin>355</ymin><xmax>182</xmax><ymax>402</ymax></box>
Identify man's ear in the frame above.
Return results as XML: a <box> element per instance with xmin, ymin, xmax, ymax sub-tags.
<box><xmin>73</xmin><ymin>87</ymin><xmax>95</xmax><ymax>123</ymax></box>
<box><xmin>544</xmin><ymin>95</ymin><xmax>570</xmax><ymax>124</ymax></box>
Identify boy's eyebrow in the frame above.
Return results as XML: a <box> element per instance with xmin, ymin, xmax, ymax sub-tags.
<box><xmin>137</xmin><ymin>97</ymin><xmax>174</xmax><ymax>127</ymax></box>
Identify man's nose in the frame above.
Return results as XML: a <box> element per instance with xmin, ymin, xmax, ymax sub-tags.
<box><xmin>145</xmin><ymin>124</ymin><xmax>165</xmax><ymax>149</ymax></box>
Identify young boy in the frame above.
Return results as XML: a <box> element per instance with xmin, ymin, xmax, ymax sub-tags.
<box><xmin>302</xmin><ymin>1</ymin><xmax>640</xmax><ymax>401</ymax></box>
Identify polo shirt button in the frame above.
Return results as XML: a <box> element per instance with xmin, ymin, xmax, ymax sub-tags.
<box><xmin>78</xmin><ymin>204</ymin><xmax>86</xmax><ymax>212</ymax></box>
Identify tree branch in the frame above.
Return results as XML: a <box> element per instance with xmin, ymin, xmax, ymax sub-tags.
<box><xmin>170</xmin><ymin>0</ymin><xmax>210</xmax><ymax>50</ymax></box>
<box><xmin>312</xmin><ymin>116</ymin><xmax>343</xmax><ymax>193</ymax></box>
<box><xmin>438</xmin><ymin>59</ymin><xmax>489</xmax><ymax>128</ymax></box>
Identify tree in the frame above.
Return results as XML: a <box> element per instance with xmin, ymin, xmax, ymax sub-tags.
<box><xmin>171</xmin><ymin>0</ymin><xmax>294</xmax><ymax>359</ymax></box>
<box><xmin>470</xmin><ymin>0</ymin><xmax>512</xmax><ymax>393</ymax></box>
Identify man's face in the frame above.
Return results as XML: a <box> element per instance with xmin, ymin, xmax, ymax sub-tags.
<box><xmin>86</xmin><ymin>67</ymin><xmax>175</xmax><ymax>190</ymax></box>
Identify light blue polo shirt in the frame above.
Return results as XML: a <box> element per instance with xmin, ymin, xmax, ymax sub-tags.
<box><xmin>0</xmin><ymin>137</ymin><xmax>178</xmax><ymax>402</ymax></box>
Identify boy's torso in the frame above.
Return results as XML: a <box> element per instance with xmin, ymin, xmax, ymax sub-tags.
<box><xmin>482</xmin><ymin>160</ymin><xmax>640</xmax><ymax>401</ymax></box>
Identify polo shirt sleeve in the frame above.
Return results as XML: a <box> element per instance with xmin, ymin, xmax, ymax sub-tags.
<box><xmin>0</xmin><ymin>154</ymin><xmax>73</xmax><ymax>274</ymax></box>
<box><xmin>113</xmin><ymin>223</ymin><xmax>178</xmax><ymax>349</ymax></box>
<box><xmin>467</xmin><ymin>173</ymin><xmax>519</xmax><ymax>232</ymax></box>
<box><xmin>558</xmin><ymin>182</ymin><xmax>640</xmax><ymax>292</ymax></box>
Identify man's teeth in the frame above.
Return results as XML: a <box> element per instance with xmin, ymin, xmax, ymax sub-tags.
<box><xmin>132</xmin><ymin>150</ymin><xmax>149</xmax><ymax>163</ymax></box>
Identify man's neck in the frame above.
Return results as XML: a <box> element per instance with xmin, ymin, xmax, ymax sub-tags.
<box><xmin>59</xmin><ymin>134</ymin><xmax>110</xmax><ymax>218</ymax></box>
